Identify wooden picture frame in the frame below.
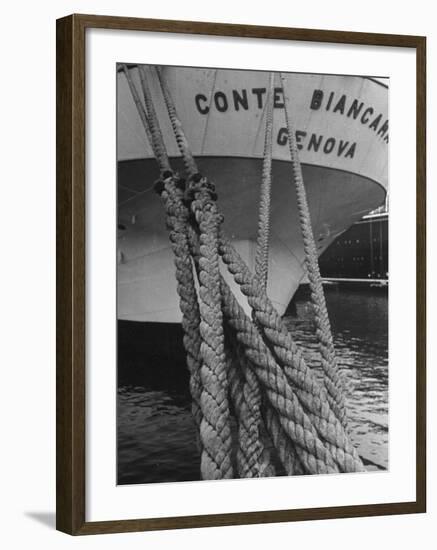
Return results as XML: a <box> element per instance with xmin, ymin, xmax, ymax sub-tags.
<box><xmin>56</xmin><ymin>13</ymin><xmax>426</xmax><ymax>535</ymax></box>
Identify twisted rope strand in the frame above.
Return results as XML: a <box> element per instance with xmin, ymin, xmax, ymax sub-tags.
<box><xmin>219</xmin><ymin>279</ymin><xmax>339</xmax><ymax>474</ymax></box>
<box><xmin>280</xmin><ymin>72</ymin><xmax>347</xmax><ymax>426</ymax></box>
<box><xmin>159</xmin><ymin>70</ymin><xmax>279</xmax><ymax>478</ymax></box>
<box><xmin>137</xmin><ymin>65</ymin><xmax>171</xmax><ymax>173</ymax></box>
<box><xmin>156</xmin><ymin>66</ymin><xmax>198</xmax><ymax>176</ymax></box>
<box><xmin>121</xmin><ymin>64</ymin><xmax>171</xmax><ymax>173</ymax></box>
<box><xmin>264</xmin><ymin>408</ymin><xmax>304</xmax><ymax>476</ymax></box>
<box><xmin>187</xmin><ymin>218</ymin><xmax>276</xmax><ymax>478</ymax></box>
<box><xmin>181</xmin><ymin>189</ymin><xmax>338</xmax><ymax>475</ymax></box>
<box><xmin>124</xmin><ymin>66</ymin><xmax>206</xmax><ymax>439</ymax></box>
<box><xmin>226</xmin><ymin>333</ymin><xmax>274</xmax><ymax>478</ymax></box>
<box><xmin>188</xmin><ymin>181</ymin><xmax>234</xmax><ymax>479</ymax></box>
<box><xmin>218</xmin><ymin>233</ymin><xmax>364</xmax><ymax>472</ymax></box>
<box><xmin>156</xmin><ymin>179</ymin><xmax>204</xmax><ymax>430</ymax></box>
<box><xmin>255</xmin><ymin>72</ymin><xmax>275</xmax><ymax>289</ymax></box>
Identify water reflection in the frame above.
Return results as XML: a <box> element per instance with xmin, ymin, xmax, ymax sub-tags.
<box><xmin>288</xmin><ymin>287</ymin><xmax>388</xmax><ymax>471</ymax></box>
<box><xmin>117</xmin><ymin>286</ymin><xmax>388</xmax><ymax>484</ymax></box>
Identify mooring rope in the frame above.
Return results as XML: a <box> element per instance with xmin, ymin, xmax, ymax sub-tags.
<box><xmin>122</xmin><ymin>66</ymin><xmax>364</xmax><ymax>478</ymax></box>
<box><xmin>226</xmin><ymin>339</ymin><xmax>269</xmax><ymax>477</ymax></box>
<box><xmin>218</xmin><ymin>232</ymin><xmax>363</xmax><ymax>472</ymax></box>
<box><xmin>122</xmin><ymin>65</ymin><xmax>204</xmax><ymax>437</ymax></box>
<box><xmin>156</xmin><ymin>66</ymin><xmax>199</xmax><ymax>176</ymax></box>
<box><xmin>163</xmin><ymin>178</ymin><xmax>340</xmax><ymax>475</ymax></box>
<box><xmin>187</xmin><ymin>219</ymin><xmax>274</xmax><ymax>478</ymax></box>
<box><xmin>255</xmin><ymin>72</ymin><xmax>275</xmax><ymax>289</ymax></box>
<box><xmin>280</xmin><ymin>73</ymin><xmax>347</xmax><ymax>427</ymax></box>
<box><xmin>155</xmin><ymin>68</ymin><xmax>273</xmax><ymax>477</ymax></box>
<box><xmin>156</xmin><ymin>179</ymin><xmax>204</xmax><ymax>430</ymax></box>
<box><xmin>121</xmin><ymin>64</ymin><xmax>171</xmax><ymax>173</ymax></box>
<box><xmin>131</xmin><ymin>65</ymin><xmax>234</xmax><ymax>479</ymax></box>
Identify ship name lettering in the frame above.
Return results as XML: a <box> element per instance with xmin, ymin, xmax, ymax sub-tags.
<box><xmin>276</xmin><ymin>128</ymin><xmax>356</xmax><ymax>159</ymax></box>
<box><xmin>194</xmin><ymin>87</ymin><xmax>285</xmax><ymax>114</ymax></box>
<box><xmin>310</xmin><ymin>89</ymin><xmax>389</xmax><ymax>143</ymax></box>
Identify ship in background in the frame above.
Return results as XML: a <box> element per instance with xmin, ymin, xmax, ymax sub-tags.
<box><xmin>117</xmin><ymin>66</ymin><xmax>389</xmax><ymax>323</ymax></box>
<box><xmin>318</xmin><ymin>201</ymin><xmax>388</xmax><ymax>286</ymax></box>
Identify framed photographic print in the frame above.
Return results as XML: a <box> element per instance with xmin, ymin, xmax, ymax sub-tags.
<box><xmin>56</xmin><ymin>14</ymin><xmax>426</xmax><ymax>535</ymax></box>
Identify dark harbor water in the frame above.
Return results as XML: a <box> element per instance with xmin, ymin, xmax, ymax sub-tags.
<box><xmin>117</xmin><ymin>286</ymin><xmax>388</xmax><ymax>485</ymax></box>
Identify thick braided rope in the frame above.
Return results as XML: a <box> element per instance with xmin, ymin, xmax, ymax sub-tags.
<box><xmin>168</xmin><ymin>178</ymin><xmax>360</xmax><ymax>475</ymax></box>
<box><xmin>280</xmin><ymin>73</ymin><xmax>347</xmax><ymax>426</ymax></box>
<box><xmin>219</xmin><ymin>234</ymin><xmax>363</xmax><ymax>471</ymax></box>
<box><xmin>165</xmin><ymin>175</ymin><xmax>360</xmax><ymax>473</ymax></box>
<box><xmin>250</xmin><ymin>75</ymin><xmax>291</xmax><ymax>470</ymax></box>
<box><xmin>155</xmin><ymin>178</ymin><xmax>204</xmax><ymax>430</ymax></box>
<box><xmin>184</xmin><ymin>214</ymin><xmax>275</xmax><ymax>478</ymax></box>
<box><xmin>155</xmin><ymin>73</ymin><xmax>259</xmax><ymax>477</ymax></box>
<box><xmin>123</xmin><ymin>67</ymin><xmax>204</xmax><ymax>432</ymax></box>
<box><xmin>187</xmin><ymin>178</ymin><xmax>234</xmax><ymax>479</ymax></box>
<box><xmin>186</xmin><ymin>217</ymin><xmax>307</xmax><ymax>476</ymax></box>
<box><xmin>226</xmin><ymin>333</ymin><xmax>274</xmax><ymax>478</ymax></box>
<box><xmin>136</xmin><ymin>65</ymin><xmax>173</xmax><ymax>173</ymax></box>
<box><xmin>158</xmin><ymin>72</ymin><xmax>278</xmax><ymax>478</ymax></box>
<box><xmin>121</xmin><ymin>64</ymin><xmax>171</xmax><ymax>173</ymax></box>
<box><xmin>156</xmin><ymin>66</ymin><xmax>198</xmax><ymax>176</ymax></box>
<box><xmin>219</xmin><ymin>279</ymin><xmax>339</xmax><ymax>474</ymax></box>
<box><xmin>255</xmin><ymin>72</ymin><xmax>275</xmax><ymax>289</ymax></box>
<box><xmin>227</xmin><ymin>353</ymin><xmax>262</xmax><ymax>477</ymax></box>
<box><xmin>218</xmin><ymin>234</ymin><xmax>364</xmax><ymax>472</ymax></box>
<box><xmin>183</xmin><ymin>208</ymin><xmax>273</xmax><ymax>478</ymax></box>
<box><xmin>170</xmin><ymin>166</ymin><xmax>355</xmax><ymax>474</ymax></box>
<box><xmin>240</xmin><ymin>359</ymin><xmax>276</xmax><ymax>477</ymax></box>
<box><xmin>182</xmin><ymin>194</ymin><xmax>333</xmax><ymax>475</ymax></box>
<box><xmin>242</xmin><ymin>365</ymin><xmax>276</xmax><ymax>478</ymax></box>
<box><xmin>226</xmin><ymin>353</ymin><xmax>250</xmax><ymax>476</ymax></box>
<box><xmin>264</xmin><ymin>408</ymin><xmax>304</xmax><ymax>476</ymax></box>
<box><xmin>222</xmin><ymin>288</ymin><xmax>352</xmax><ymax>475</ymax></box>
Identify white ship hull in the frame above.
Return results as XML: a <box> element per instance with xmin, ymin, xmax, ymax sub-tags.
<box><xmin>117</xmin><ymin>67</ymin><xmax>388</xmax><ymax>323</ymax></box>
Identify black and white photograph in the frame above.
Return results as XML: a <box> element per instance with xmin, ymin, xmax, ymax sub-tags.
<box><xmin>116</xmin><ymin>63</ymin><xmax>389</xmax><ymax>484</ymax></box>
<box><xmin>1</xmin><ymin>0</ymin><xmax>431</xmax><ymax>542</ymax></box>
